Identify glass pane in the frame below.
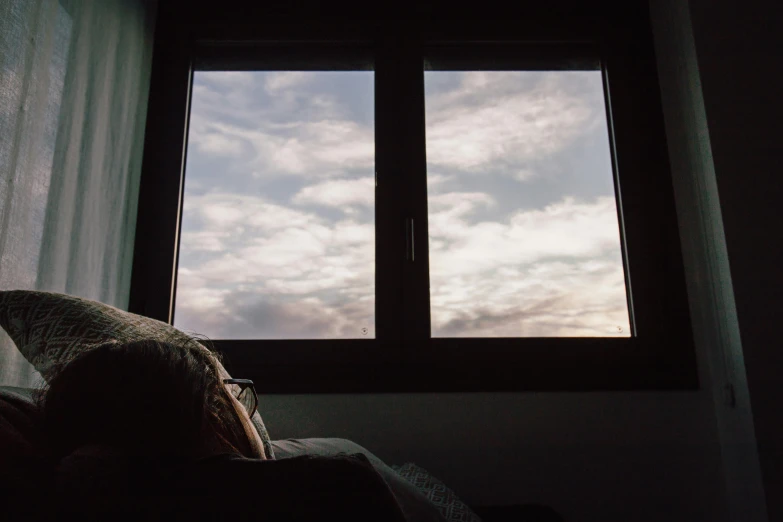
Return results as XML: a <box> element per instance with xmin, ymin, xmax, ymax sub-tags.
<box><xmin>174</xmin><ymin>71</ymin><xmax>375</xmax><ymax>339</ymax></box>
<box><xmin>425</xmin><ymin>71</ymin><xmax>630</xmax><ymax>337</ymax></box>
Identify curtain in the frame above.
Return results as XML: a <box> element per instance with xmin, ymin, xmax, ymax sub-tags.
<box><xmin>0</xmin><ymin>0</ymin><xmax>156</xmax><ymax>387</ymax></box>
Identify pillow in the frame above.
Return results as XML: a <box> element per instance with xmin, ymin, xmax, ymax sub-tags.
<box><xmin>392</xmin><ymin>463</ymin><xmax>483</xmax><ymax>522</ymax></box>
<box><xmin>0</xmin><ymin>290</ymin><xmax>274</xmax><ymax>459</ymax></box>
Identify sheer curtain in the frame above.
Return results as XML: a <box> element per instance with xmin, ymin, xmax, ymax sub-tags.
<box><xmin>0</xmin><ymin>0</ymin><xmax>156</xmax><ymax>387</ymax></box>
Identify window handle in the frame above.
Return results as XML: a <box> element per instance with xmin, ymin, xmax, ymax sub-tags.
<box><xmin>405</xmin><ymin>217</ymin><xmax>414</xmax><ymax>262</ymax></box>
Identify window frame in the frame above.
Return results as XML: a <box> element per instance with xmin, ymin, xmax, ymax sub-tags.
<box><xmin>129</xmin><ymin>4</ymin><xmax>698</xmax><ymax>393</ymax></box>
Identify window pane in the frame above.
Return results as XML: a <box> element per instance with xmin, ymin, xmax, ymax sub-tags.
<box><xmin>425</xmin><ymin>71</ymin><xmax>630</xmax><ymax>337</ymax></box>
<box><xmin>174</xmin><ymin>71</ymin><xmax>375</xmax><ymax>339</ymax></box>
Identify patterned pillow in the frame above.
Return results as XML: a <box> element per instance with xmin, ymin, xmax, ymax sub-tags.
<box><xmin>392</xmin><ymin>463</ymin><xmax>483</xmax><ymax>522</ymax></box>
<box><xmin>0</xmin><ymin>290</ymin><xmax>274</xmax><ymax>459</ymax></box>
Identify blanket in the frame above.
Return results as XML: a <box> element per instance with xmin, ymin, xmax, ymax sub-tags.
<box><xmin>27</xmin><ymin>452</ymin><xmax>408</xmax><ymax>522</ymax></box>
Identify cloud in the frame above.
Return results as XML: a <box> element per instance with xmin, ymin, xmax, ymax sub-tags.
<box><xmin>428</xmin><ymin>195</ymin><xmax>629</xmax><ymax>337</ymax></box>
<box><xmin>426</xmin><ymin>173</ymin><xmax>455</xmax><ymax>195</ymax></box>
<box><xmin>175</xmin><ymin>281</ymin><xmax>375</xmax><ymax>340</ymax></box>
<box><xmin>175</xmin><ymin>72</ymin><xmax>375</xmax><ymax>338</ymax></box>
<box><xmin>175</xmin><ymin>191</ymin><xmax>627</xmax><ymax>340</ymax></box>
<box><xmin>431</xmin><ymin>259</ymin><xmax>629</xmax><ymax>337</ymax></box>
<box><xmin>186</xmin><ymin>71</ymin><xmax>374</xmax><ymax>179</ymax></box>
<box><xmin>292</xmin><ymin>177</ymin><xmax>374</xmax><ymax>209</ymax></box>
<box><xmin>175</xmin><ymin>191</ymin><xmax>375</xmax><ymax>339</ymax></box>
<box><xmin>429</xmin><ymin>195</ymin><xmax>621</xmax><ymax>270</ymax></box>
<box><xmin>191</xmin><ymin>131</ymin><xmax>245</xmax><ymax>157</ymax></box>
<box><xmin>190</xmin><ymin>192</ymin><xmax>323</xmax><ymax>229</ymax></box>
<box><xmin>178</xmin><ymin>230</ymin><xmax>232</xmax><ymax>252</ymax></box>
<box><xmin>428</xmin><ymin>191</ymin><xmax>496</xmax><ymax>241</ymax></box>
<box><xmin>512</xmin><ymin>168</ymin><xmax>537</xmax><ymax>181</ymax></box>
<box><xmin>173</xmin><ymin>70</ymin><xmax>628</xmax><ymax>340</ymax></box>
<box><xmin>178</xmin><ymin>291</ymin><xmax>374</xmax><ymax>340</ymax></box>
<box><xmin>425</xmin><ymin>71</ymin><xmax>603</xmax><ymax>178</ymax></box>
<box><xmin>174</xmin><ymin>271</ymin><xmax>230</xmax><ymax>313</ymax></box>
<box><xmin>189</xmin><ymin>118</ymin><xmax>374</xmax><ymax>177</ymax></box>
<box><xmin>264</xmin><ymin>72</ymin><xmax>311</xmax><ymax>92</ymax></box>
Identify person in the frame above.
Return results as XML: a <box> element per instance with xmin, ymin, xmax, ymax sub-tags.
<box><xmin>34</xmin><ymin>339</ymin><xmax>408</xmax><ymax>522</ymax></box>
<box><xmin>39</xmin><ymin>338</ymin><xmax>265</xmax><ymax>461</ymax></box>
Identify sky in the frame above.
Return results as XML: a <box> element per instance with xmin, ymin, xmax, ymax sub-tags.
<box><xmin>173</xmin><ymin>69</ymin><xmax>631</xmax><ymax>339</ymax></box>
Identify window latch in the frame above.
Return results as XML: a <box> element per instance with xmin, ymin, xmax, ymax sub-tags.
<box><xmin>405</xmin><ymin>218</ymin><xmax>414</xmax><ymax>262</ymax></box>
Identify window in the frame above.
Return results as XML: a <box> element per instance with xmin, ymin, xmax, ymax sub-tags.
<box><xmin>130</xmin><ymin>8</ymin><xmax>696</xmax><ymax>393</ymax></box>
<box><xmin>424</xmin><ymin>69</ymin><xmax>630</xmax><ymax>338</ymax></box>
<box><xmin>174</xmin><ymin>71</ymin><xmax>376</xmax><ymax>340</ymax></box>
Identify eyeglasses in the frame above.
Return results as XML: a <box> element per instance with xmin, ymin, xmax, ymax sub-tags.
<box><xmin>223</xmin><ymin>379</ymin><xmax>258</xmax><ymax>418</ymax></box>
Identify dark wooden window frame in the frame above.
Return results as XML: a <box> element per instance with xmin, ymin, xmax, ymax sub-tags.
<box><xmin>129</xmin><ymin>3</ymin><xmax>698</xmax><ymax>393</ymax></box>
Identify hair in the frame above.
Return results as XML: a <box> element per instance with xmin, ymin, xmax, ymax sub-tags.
<box><xmin>37</xmin><ymin>339</ymin><xmax>260</xmax><ymax>460</ymax></box>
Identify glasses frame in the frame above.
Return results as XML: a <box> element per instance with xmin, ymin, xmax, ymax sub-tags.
<box><xmin>223</xmin><ymin>378</ymin><xmax>258</xmax><ymax>418</ymax></box>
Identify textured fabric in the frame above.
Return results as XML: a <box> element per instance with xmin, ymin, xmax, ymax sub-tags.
<box><xmin>0</xmin><ymin>291</ymin><xmax>274</xmax><ymax>459</ymax></box>
<box><xmin>272</xmin><ymin>438</ymin><xmax>448</xmax><ymax>522</ymax></box>
<box><xmin>393</xmin><ymin>463</ymin><xmax>483</xmax><ymax>522</ymax></box>
<box><xmin>0</xmin><ymin>0</ymin><xmax>155</xmax><ymax>388</ymax></box>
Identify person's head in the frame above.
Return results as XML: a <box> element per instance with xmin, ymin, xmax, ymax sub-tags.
<box><xmin>38</xmin><ymin>339</ymin><xmax>265</xmax><ymax>460</ymax></box>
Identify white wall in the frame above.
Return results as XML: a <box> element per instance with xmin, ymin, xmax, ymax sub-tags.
<box><xmin>262</xmin><ymin>392</ymin><xmax>724</xmax><ymax>522</ymax></box>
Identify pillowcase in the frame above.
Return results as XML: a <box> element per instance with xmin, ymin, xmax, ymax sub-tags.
<box><xmin>0</xmin><ymin>290</ymin><xmax>274</xmax><ymax>459</ymax></box>
<box><xmin>392</xmin><ymin>463</ymin><xmax>483</xmax><ymax>522</ymax></box>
